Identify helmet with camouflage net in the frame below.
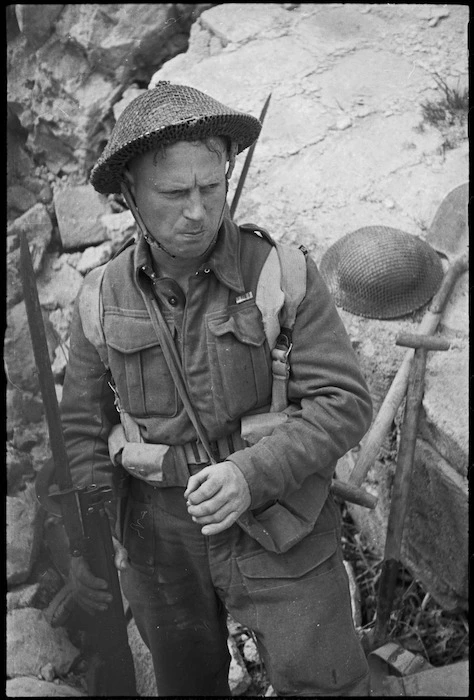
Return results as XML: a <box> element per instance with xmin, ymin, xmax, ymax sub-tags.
<box><xmin>90</xmin><ymin>81</ymin><xmax>262</xmax><ymax>195</ymax></box>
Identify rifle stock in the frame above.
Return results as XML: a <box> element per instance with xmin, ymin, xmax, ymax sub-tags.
<box><xmin>19</xmin><ymin>232</ymin><xmax>137</xmax><ymax>697</ymax></box>
<box><xmin>77</xmin><ymin>486</ymin><xmax>137</xmax><ymax>696</ymax></box>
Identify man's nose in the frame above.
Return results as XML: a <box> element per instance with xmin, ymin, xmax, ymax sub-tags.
<box><xmin>183</xmin><ymin>190</ymin><xmax>205</xmax><ymax>221</ymax></box>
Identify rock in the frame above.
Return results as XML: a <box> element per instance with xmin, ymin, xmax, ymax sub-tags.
<box><xmin>36</xmin><ymin>254</ymin><xmax>84</xmax><ymax>308</ymax></box>
<box><xmin>15</xmin><ymin>4</ymin><xmax>64</xmax><ymax>49</ymax></box>
<box><xmin>6</xmin><ymin>444</ymin><xmax>35</xmax><ymax>494</ymax></box>
<box><xmin>403</xmin><ymin>439</ymin><xmax>468</xmax><ymax>610</ymax></box>
<box><xmin>421</xmin><ymin>338</ymin><xmax>468</xmax><ymax>475</ymax></box>
<box><xmin>48</xmin><ymin>307</ymin><xmax>74</xmax><ymax>343</ymax></box>
<box><xmin>7</xmin><ymin>387</ymin><xmax>44</xmax><ymax>427</ymax></box>
<box><xmin>7</xmin><ymin>249</ymin><xmax>24</xmax><ymax>308</ymax></box>
<box><xmin>243</xmin><ymin>636</ymin><xmax>260</xmax><ymax>664</ymax></box>
<box><xmin>7</xmin><ymin>127</ymin><xmax>36</xmax><ymax>187</ymax></box>
<box><xmin>335</xmin><ymin>115</ymin><xmax>353</xmax><ymax>130</ymax></box>
<box><xmin>127</xmin><ymin>618</ymin><xmax>157</xmax><ymax>697</ymax></box>
<box><xmin>7</xmin><ymin>583</ymin><xmax>41</xmax><ymax>613</ymax></box>
<box><xmin>112</xmin><ymin>85</ymin><xmax>147</xmax><ymax>121</ymax></box>
<box><xmin>54</xmin><ymin>4</ymin><xmax>205</xmax><ymax>81</ymax></box>
<box><xmin>7</xmin><ymin>184</ymin><xmax>38</xmax><ymax>215</ymax></box>
<box><xmin>7</xmin><ymin>607</ymin><xmax>80</xmax><ymax>678</ymax></box>
<box><xmin>228</xmin><ymin>634</ymin><xmax>252</xmax><ymax>695</ymax></box>
<box><xmin>53</xmin><ymin>185</ymin><xmax>110</xmax><ymax>249</ymax></box>
<box><xmin>7</xmin><ymin>203</ymin><xmax>53</xmax><ymax>271</ymax></box>
<box><xmin>5</xmin><ymin>301</ymin><xmax>57</xmax><ymax>393</ymax></box>
<box><xmin>101</xmin><ymin>209</ymin><xmax>137</xmax><ymax>252</ymax></box>
<box><xmin>6</xmin><ymin>676</ymin><xmax>86</xmax><ymax>697</ymax></box>
<box><xmin>51</xmin><ymin>340</ymin><xmax>70</xmax><ymax>380</ymax></box>
<box><xmin>75</xmin><ymin>243</ymin><xmax>113</xmax><ymax>275</ymax></box>
<box><xmin>40</xmin><ymin>661</ymin><xmax>56</xmax><ymax>682</ymax></box>
<box><xmin>7</xmin><ymin>482</ymin><xmax>44</xmax><ymax>586</ymax></box>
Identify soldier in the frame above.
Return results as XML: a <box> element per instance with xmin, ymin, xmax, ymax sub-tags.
<box><xmin>62</xmin><ymin>81</ymin><xmax>373</xmax><ymax>696</ymax></box>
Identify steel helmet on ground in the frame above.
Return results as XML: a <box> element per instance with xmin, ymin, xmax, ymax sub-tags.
<box><xmin>90</xmin><ymin>81</ymin><xmax>262</xmax><ymax>195</ymax></box>
<box><xmin>319</xmin><ymin>226</ymin><xmax>444</xmax><ymax>319</ymax></box>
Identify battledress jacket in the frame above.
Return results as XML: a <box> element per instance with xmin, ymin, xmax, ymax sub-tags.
<box><xmin>60</xmin><ymin>217</ymin><xmax>372</xmax><ymax>545</ymax></box>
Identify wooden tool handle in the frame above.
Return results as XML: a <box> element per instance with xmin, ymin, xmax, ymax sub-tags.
<box><xmin>348</xmin><ymin>253</ymin><xmax>468</xmax><ymax>488</ymax></box>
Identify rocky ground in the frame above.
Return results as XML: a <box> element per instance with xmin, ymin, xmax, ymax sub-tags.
<box><xmin>6</xmin><ymin>3</ymin><xmax>469</xmax><ymax>696</ymax></box>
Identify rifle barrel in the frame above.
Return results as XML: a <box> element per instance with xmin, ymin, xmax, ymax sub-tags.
<box><xmin>19</xmin><ymin>233</ymin><xmax>85</xmax><ymax>555</ymax></box>
<box><xmin>230</xmin><ymin>93</ymin><xmax>272</xmax><ymax>218</ymax></box>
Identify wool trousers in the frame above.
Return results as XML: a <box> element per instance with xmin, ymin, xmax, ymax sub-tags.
<box><xmin>120</xmin><ymin>480</ymin><xmax>370</xmax><ymax>696</ymax></box>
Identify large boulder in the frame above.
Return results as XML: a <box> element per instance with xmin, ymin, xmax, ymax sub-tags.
<box><xmin>6</xmin><ymin>677</ymin><xmax>86</xmax><ymax>697</ymax></box>
<box><xmin>8</xmin><ymin>4</ymin><xmax>216</xmax><ymax>177</ymax></box>
<box><xmin>53</xmin><ymin>185</ymin><xmax>110</xmax><ymax>250</ymax></box>
<box><xmin>7</xmin><ymin>482</ymin><xmax>45</xmax><ymax>586</ymax></box>
<box><xmin>7</xmin><ymin>607</ymin><xmax>80</xmax><ymax>678</ymax></box>
<box><xmin>5</xmin><ymin>301</ymin><xmax>57</xmax><ymax>393</ymax></box>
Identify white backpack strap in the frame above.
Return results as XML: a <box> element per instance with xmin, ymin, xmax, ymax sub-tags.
<box><xmin>77</xmin><ymin>264</ymin><xmax>109</xmax><ymax>369</ymax></box>
<box><xmin>255</xmin><ymin>246</ymin><xmax>285</xmax><ymax>350</ymax></box>
<box><xmin>254</xmin><ymin>242</ymin><xmax>307</xmax><ymax>413</ymax></box>
<box><xmin>275</xmin><ymin>242</ymin><xmax>307</xmax><ymax>331</ymax></box>
<box><xmin>270</xmin><ymin>243</ymin><xmax>307</xmax><ymax>412</ymax></box>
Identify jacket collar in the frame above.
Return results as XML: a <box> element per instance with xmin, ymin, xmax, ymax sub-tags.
<box><xmin>134</xmin><ymin>216</ymin><xmax>245</xmax><ymax>293</ymax></box>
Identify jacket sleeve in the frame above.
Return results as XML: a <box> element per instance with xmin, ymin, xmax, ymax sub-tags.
<box><xmin>229</xmin><ymin>255</ymin><xmax>373</xmax><ymax>508</ymax></box>
<box><xmin>60</xmin><ymin>300</ymin><xmax>119</xmax><ymax>489</ymax></box>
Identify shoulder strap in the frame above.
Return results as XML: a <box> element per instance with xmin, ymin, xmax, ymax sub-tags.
<box><xmin>274</xmin><ymin>241</ymin><xmax>307</xmax><ymax>332</ymax></box>
<box><xmin>253</xmin><ymin>237</ymin><xmax>307</xmax><ymax>413</ymax></box>
<box><xmin>78</xmin><ymin>264</ymin><xmax>109</xmax><ymax>369</ymax></box>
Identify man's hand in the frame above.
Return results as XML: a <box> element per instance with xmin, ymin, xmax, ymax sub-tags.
<box><xmin>69</xmin><ymin>538</ymin><xmax>128</xmax><ymax>615</ymax></box>
<box><xmin>184</xmin><ymin>461</ymin><xmax>251</xmax><ymax>536</ymax></box>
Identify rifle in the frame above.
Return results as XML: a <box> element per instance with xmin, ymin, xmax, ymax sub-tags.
<box><xmin>19</xmin><ymin>232</ymin><xmax>137</xmax><ymax>697</ymax></box>
<box><xmin>229</xmin><ymin>93</ymin><xmax>272</xmax><ymax>218</ymax></box>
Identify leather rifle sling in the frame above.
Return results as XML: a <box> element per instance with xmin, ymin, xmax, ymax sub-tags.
<box><xmin>140</xmin><ymin>291</ymin><xmax>218</xmax><ymax>465</ymax></box>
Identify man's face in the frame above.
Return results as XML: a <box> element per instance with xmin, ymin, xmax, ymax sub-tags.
<box><xmin>126</xmin><ymin>138</ymin><xmax>228</xmax><ymax>259</ymax></box>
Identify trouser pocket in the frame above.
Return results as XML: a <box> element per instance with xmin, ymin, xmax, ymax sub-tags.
<box><xmin>234</xmin><ymin>529</ymin><xmax>368</xmax><ymax>695</ymax></box>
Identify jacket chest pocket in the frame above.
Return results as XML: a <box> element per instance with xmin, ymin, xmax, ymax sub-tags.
<box><xmin>206</xmin><ymin>304</ymin><xmax>272</xmax><ymax>421</ymax></box>
<box><xmin>104</xmin><ymin>313</ymin><xmax>178</xmax><ymax>418</ymax></box>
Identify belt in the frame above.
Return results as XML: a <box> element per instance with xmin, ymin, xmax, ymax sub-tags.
<box><xmin>109</xmin><ymin>424</ymin><xmax>247</xmax><ymax>485</ymax></box>
<box><xmin>182</xmin><ymin>432</ymin><xmax>246</xmax><ymax>468</ymax></box>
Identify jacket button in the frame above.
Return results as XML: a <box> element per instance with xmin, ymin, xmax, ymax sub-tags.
<box><xmin>168</xmin><ymin>296</ymin><xmax>178</xmax><ymax>306</ymax></box>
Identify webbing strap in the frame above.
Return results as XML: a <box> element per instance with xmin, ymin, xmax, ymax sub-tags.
<box><xmin>268</xmin><ymin>243</ymin><xmax>307</xmax><ymax>412</ymax></box>
<box><xmin>275</xmin><ymin>243</ymin><xmax>307</xmax><ymax>330</ymax></box>
<box><xmin>255</xmin><ymin>246</ymin><xmax>285</xmax><ymax>351</ymax></box>
<box><xmin>78</xmin><ymin>264</ymin><xmax>108</xmax><ymax>368</ymax></box>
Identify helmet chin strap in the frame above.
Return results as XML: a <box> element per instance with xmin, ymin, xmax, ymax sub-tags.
<box><xmin>120</xmin><ymin>155</ymin><xmax>234</xmax><ymax>261</ymax></box>
<box><xmin>120</xmin><ymin>181</ymin><xmax>177</xmax><ymax>258</ymax></box>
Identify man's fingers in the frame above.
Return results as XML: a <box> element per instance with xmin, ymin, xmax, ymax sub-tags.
<box><xmin>69</xmin><ymin>555</ymin><xmax>113</xmax><ymax>613</ymax></box>
<box><xmin>189</xmin><ymin>499</ymin><xmax>232</xmax><ymax>524</ymax></box>
<box><xmin>185</xmin><ymin>469</ymin><xmax>222</xmax><ymax>504</ymax></box>
<box><xmin>184</xmin><ymin>470</ymin><xmax>208</xmax><ymax>500</ymax></box>
<box><xmin>112</xmin><ymin>537</ymin><xmax>129</xmax><ymax>571</ymax></box>
<box><xmin>200</xmin><ymin>512</ymin><xmax>240</xmax><ymax>536</ymax></box>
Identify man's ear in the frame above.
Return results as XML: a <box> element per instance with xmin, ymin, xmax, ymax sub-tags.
<box><xmin>226</xmin><ymin>142</ymin><xmax>238</xmax><ymax>181</ymax></box>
